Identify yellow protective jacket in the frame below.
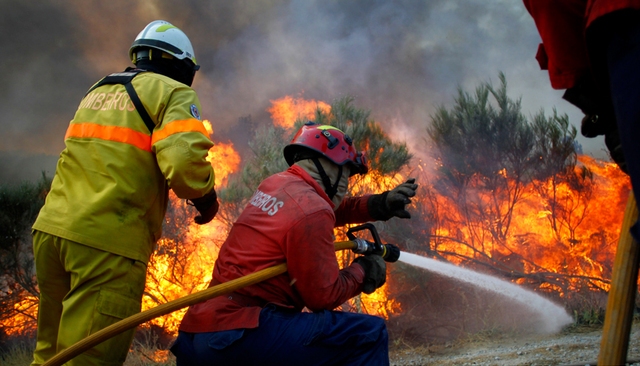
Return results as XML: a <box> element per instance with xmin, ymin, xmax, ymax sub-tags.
<box><xmin>33</xmin><ymin>70</ymin><xmax>215</xmax><ymax>263</ymax></box>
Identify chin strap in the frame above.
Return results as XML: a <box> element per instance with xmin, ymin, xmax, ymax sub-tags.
<box><xmin>310</xmin><ymin>158</ymin><xmax>342</xmax><ymax>200</ymax></box>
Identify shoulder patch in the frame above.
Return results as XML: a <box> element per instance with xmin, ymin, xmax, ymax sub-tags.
<box><xmin>190</xmin><ymin>104</ymin><xmax>201</xmax><ymax>120</ymax></box>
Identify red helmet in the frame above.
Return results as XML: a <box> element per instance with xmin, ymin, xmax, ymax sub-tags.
<box><xmin>284</xmin><ymin>122</ymin><xmax>368</xmax><ymax>176</ymax></box>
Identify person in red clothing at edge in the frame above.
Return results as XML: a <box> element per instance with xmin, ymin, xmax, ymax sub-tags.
<box><xmin>523</xmin><ymin>1</ymin><xmax>640</xmax><ymax>230</ymax></box>
<box><xmin>171</xmin><ymin>122</ymin><xmax>418</xmax><ymax>366</ymax></box>
<box><xmin>30</xmin><ymin>20</ymin><xmax>219</xmax><ymax>366</ymax></box>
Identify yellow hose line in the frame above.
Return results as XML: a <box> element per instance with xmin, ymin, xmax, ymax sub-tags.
<box><xmin>43</xmin><ymin>241</ymin><xmax>355</xmax><ymax>366</ymax></box>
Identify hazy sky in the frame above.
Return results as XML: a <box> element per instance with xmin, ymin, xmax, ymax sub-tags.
<box><xmin>0</xmin><ymin>0</ymin><xmax>608</xmax><ymax>185</ymax></box>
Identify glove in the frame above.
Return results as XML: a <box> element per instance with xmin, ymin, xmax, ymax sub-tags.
<box><xmin>580</xmin><ymin>113</ymin><xmax>613</xmax><ymax>138</ymax></box>
<box><xmin>188</xmin><ymin>189</ymin><xmax>219</xmax><ymax>225</ymax></box>
<box><xmin>562</xmin><ymin>77</ymin><xmax>617</xmax><ymax>138</ymax></box>
<box><xmin>368</xmin><ymin>178</ymin><xmax>418</xmax><ymax>220</ymax></box>
<box><xmin>353</xmin><ymin>255</ymin><xmax>387</xmax><ymax>294</ymax></box>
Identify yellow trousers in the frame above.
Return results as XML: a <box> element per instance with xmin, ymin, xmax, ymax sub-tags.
<box><xmin>31</xmin><ymin>231</ymin><xmax>147</xmax><ymax>366</ymax></box>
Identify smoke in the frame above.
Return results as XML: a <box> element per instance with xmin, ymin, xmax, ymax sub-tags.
<box><xmin>0</xmin><ymin>0</ymin><xmax>605</xmax><ymax>184</ymax></box>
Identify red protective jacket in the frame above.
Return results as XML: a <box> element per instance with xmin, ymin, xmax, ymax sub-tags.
<box><xmin>179</xmin><ymin>165</ymin><xmax>373</xmax><ymax>333</ymax></box>
<box><xmin>524</xmin><ymin>0</ymin><xmax>640</xmax><ymax>90</ymax></box>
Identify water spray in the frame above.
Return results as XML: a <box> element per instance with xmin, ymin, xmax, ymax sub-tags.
<box><xmin>399</xmin><ymin>252</ymin><xmax>573</xmax><ymax>333</ymax></box>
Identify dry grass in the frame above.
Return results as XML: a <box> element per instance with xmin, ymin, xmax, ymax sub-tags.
<box><xmin>0</xmin><ymin>331</ymin><xmax>176</xmax><ymax>366</ymax></box>
<box><xmin>124</xmin><ymin>329</ymin><xmax>176</xmax><ymax>366</ymax></box>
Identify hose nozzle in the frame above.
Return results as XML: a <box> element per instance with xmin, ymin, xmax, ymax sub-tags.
<box><xmin>352</xmin><ymin>238</ymin><xmax>400</xmax><ymax>262</ymax></box>
<box><xmin>347</xmin><ymin>223</ymin><xmax>401</xmax><ymax>262</ymax></box>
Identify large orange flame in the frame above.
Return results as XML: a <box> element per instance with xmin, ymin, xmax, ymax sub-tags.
<box><xmin>428</xmin><ymin>155</ymin><xmax>630</xmax><ymax>295</ymax></box>
<box><xmin>267</xmin><ymin>95</ymin><xmax>331</xmax><ymax>129</ymax></box>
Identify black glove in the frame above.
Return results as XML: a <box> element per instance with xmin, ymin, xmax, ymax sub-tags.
<box><xmin>353</xmin><ymin>255</ymin><xmax>386</xmax><ymax>294</ymax></box>
<box><xmin>368</xmin><ymin>178</ymin><xmax>418</xmax><ymax>220</ymax></box>
<box><xmin>188</xmin><ymin>189</ymin><xmax>219</xmax><ymax>225</ymax></box>
<box><xmin>562</xmin><ymin>77</ymin><xmax>617</xmax><ymax>138</ymax></box>
<box><xmin>580</xmin><ymin>113</ymin><xmax>613</xmax><ymax>138</ymax></box>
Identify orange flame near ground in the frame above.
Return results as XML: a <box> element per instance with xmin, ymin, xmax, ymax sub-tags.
<box><xmin>141</xmin><ymin>212</ymin><xmax>230</xmax><ymax>335</ymax></box>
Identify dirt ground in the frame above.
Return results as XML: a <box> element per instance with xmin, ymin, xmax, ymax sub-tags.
<box><xmin>389</xmin><ymin>323</ymin><xmax>640</xmax><ymax>366</ymax></box>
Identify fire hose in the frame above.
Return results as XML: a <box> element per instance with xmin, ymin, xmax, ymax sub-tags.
<box><xmin>42</xmin><ymin>223</ymin><xmax>399</xmax><ymax>366</ymax></box>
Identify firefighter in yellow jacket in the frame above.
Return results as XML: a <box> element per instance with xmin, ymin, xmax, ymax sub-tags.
<box><xmin>30</xmin><ymin>20</ymin><xmax>218</xmax><ymax>366</ymax></box>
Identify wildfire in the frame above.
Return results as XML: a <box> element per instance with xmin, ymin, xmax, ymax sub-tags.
<box><xmin>2</xmin><ymin>96</ymin><xmax>632</xmax><ymax>346</ymax></box>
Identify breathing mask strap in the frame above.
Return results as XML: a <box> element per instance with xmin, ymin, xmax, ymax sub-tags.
<box><xmin>311</xmin><ymin>158</ymin><xmax>342</xmax><ymax>200</ymax></box>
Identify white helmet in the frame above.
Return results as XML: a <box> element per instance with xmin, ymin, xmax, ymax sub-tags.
<box><xmin>129</xmin><ymin>20</ymin><xmax>198</xmax><ymax>67</ymax></box>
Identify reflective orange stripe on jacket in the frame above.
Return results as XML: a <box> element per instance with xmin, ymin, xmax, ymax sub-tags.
<box><xmin>65</xmin><ymin>123</ymin><xmax>152</xmax><ymax>152</ymax></box>
<box><xmin>65</xmin><ymin>119</ymin><xmax>210</xmax><ymax>152</ymax></box>
<box><xmin>151</xmin><ymin>119</ymin><xmax>210</xmax><ymax>145</ymax></box>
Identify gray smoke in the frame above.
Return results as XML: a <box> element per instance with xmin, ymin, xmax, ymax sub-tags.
<box><xmin>0</xmin><ymin>0</ymin><xmax>606</xmax><ymax>185</ymax></box>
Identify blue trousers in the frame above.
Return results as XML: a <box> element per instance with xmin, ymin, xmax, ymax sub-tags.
<box><xmin>606</xmin><ymin>11</ymin><xmax>640</xmax><ymax>240</ymax></box>
<box><xmin>171</xmin><ymin>305</ymin><xmax>389</xmax><ymax>366</ymax></box>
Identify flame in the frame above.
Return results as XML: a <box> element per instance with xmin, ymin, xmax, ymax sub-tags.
<box><xmin>427</xmin><ymin>155</ymin><xmax>630</xmax><ymax>295</ymax></box>
<box><xmin>267</xmin><ymin>95</ymin><xmax>331</xmax><ymax>129</ymax></box>
<box><xmin>201</xmin><ymin>119</ymin><xmax>241</xmax><ymax>187</ymax></box>
<box><xmin>207</xmin><ymin>143</ymin><xmax>240</xmax><ymax>187</ymax></box>
<box><xmin>360</xmin><ymin>283</ymin><xmax>402</xmax><ymax>319</ymax></box>
<box><xmin>0</xmin><ymin>296</ymin><xmax>38</xmax><ymax>335</ymax></box>
<box><xmin>141</xmin><ymin>203</ymin><xmax>229</xmax><ymax>333</ymax></box>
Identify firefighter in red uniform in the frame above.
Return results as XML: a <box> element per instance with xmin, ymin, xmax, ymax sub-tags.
<box><xmin>30</xmin><ymin>20</ymin><xmax>219</xmax><ymax>366</ymax></box>
<box><xmin>523</xmin><ymin>1</ymin><xmax>640</xmax><ymax>233</ymax></box>
<box><xmin>171</xmin><ymin>122</ymin><xmax>418</xmax><ymax>366</ymax></box>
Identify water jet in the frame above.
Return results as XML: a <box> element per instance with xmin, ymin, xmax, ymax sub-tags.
<box><xmin>399</xmin><ymin>252</ymin><xmax>573</xmax><ymax>334</ymax></box>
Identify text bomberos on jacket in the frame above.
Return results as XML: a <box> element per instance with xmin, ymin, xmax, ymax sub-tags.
<box><xmin>249</xmin><ymin>189</ymin><xmax>283</xmax><ymax>216</ymax></box>
<box><xmin>79</xmin><ymin>91</ymin><xmax>135</xmax><ymax>112</ymax></box>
